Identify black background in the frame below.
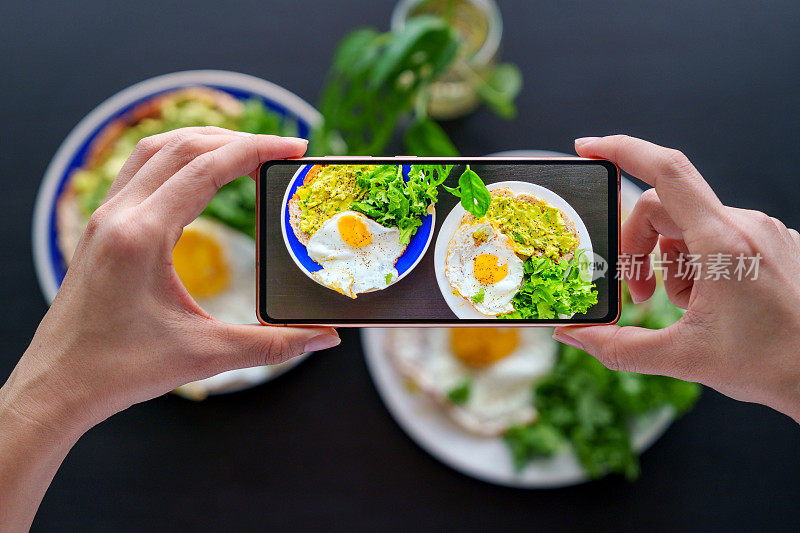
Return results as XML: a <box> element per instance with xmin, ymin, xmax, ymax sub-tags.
<box><xmin>1</xmin><ymin>0</ymin><xmax>799</xmax><ymax>531</ymax></box>
<box><xmin>264</xmin><ymin>161</ymin><xmax>612</xmax><ymax>321</ymax></box>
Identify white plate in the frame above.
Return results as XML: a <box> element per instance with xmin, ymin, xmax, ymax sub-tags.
<box><xmin>31</xmin><ymin>70</ymin><xmax>322</xmax><ymax>396</ymax></box>
<box><xmin>362</xmin><ymin>327</ymin><xmax>673</xmax><ymax>488</ymax></box>
<box><xmin>363</xmin><ymin>155</ymin><xmax>672</xmax><ymax>487</ymax></box>
<box><xmin>433</xmin><ymin>179</ymin><xmax>593</xmax><ymax>319</ymax></box>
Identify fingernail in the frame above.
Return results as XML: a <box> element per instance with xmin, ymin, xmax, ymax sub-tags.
<box><xmin>552</xmin><ymin>331</ymin><xmax>584</xmax><ymax>351</ymax></box>
<box><xmin>286</xmin><ymin>136</ymin><xmax>309</xmax><ymax>144</ymax></box>
<box><xmin>574</xmin><ymin>137</ymin><xmax>600</xmax><ymax>147</ymax></box>
<box><xmin>304</xmin><ymin>334</ymin><xmax>340</xmax><ymax>353</ymax></box>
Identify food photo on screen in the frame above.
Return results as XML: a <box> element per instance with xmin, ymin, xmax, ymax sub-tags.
<box><xmin>261</xmin><ymin>159</ymin><xmax>617</xmax><ymax>323</ymax></box>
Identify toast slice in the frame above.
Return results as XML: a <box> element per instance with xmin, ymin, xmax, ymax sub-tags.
<box><xmin>461</xmin><ymin>187</ymin><xmax>580</xmax><ymax>262</ymax></box>
<box><xmin>55</xmin><ymin>87</ymin><xmax>244</xmax><ymax>266</ymax></box>
<box><xmin>287</xmin><ymin>165</ymin><xmax>325</xmax><ymax>246</ymax></box>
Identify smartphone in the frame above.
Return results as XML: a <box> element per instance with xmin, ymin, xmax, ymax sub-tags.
<box><xmin>257</xmin><ymin>157</ymin><xmax>619</xmax><ymax>326</ymax></box>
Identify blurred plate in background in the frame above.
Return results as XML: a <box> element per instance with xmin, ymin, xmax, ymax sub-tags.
<box><xmin>362</xmin><ymin>150</ymin><xmax>669</xmax><ymax>487</ymax></box>
<box><xmin>31</xmin><ymin>70</ymin><xmax>321</xmax><ymax>397</ymax></box>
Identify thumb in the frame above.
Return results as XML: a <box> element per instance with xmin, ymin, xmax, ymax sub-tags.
<box><xmin>553</xmin><ymin>324</ymin><xmax>682</xmax><ymax>377</ymax></box>
<box><xmin>210</xmin><ymin>323</ymin><xmax>340</xmax><ymax>371</ymax></box>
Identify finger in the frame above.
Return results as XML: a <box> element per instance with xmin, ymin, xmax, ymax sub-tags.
<box><xmin>789</xmin><ymin>228</ymin><xmax>800</xmax><ymax>248</ymax></box>
<box><xmin>104</xmin><ymin>126</ymin><xmax>253</xmax><ymax>202</ymax></box>
<box><xmin>206</xmin><ymin>324</ymin><xmax>340</xmax><ymax>372</ymax></box>
<box><xmin>659</xmin><ymin>236</ymin><xmax>693</xmax><ymax>308</ymax></box>
<box><xmin>116</xmin><ymin>132</ymin><xmax>248</xmax><ymax>206</ymax></box>
<box><xmin>621</xmin><ymin>188</ymin><xmax>684</xmax><ymax>302</ymax></box>
<box><xmin>553</xmin><ymin>324</ymin><xmax>690</xmax><ymax>378</ymax></box>
<box><xmin>143</xmin><ymin>135</ymin><xmax>308</xmax><ymax>230</ymax></box>
<box><xmin>575</xmin><ymin>135</ymin><xmax>724</xmax><ymax>234</ymax></box>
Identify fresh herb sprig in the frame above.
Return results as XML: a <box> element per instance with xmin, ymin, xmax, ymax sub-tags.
<box><xmin>442</xmin><ymin>164</ymin><xmax>491</xmax><ymax>217</ymax></box>
<box><xmin>313</xmin><ymin>16</ymin><xmax>460</xmax><ymax>156</ymax></box>
<box><xmin>312</xmin><ymin>14</ymin><xmax>522</xmax><ymax>157</ymax></box>
<box><xmin>499</xmin><ymin>249</ymin><xmax>598</xmax><ymax>320</ymax></box>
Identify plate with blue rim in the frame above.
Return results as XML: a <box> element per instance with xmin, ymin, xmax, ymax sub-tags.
<box><xmin>280</xmin><ymin>164</ymin><xmax>435</xmax><ymax>292</ymax></box>
<box><xmin>31</xmin><ymin>70</ymin><xmax>323</xmax><ymax>396</ymax></box>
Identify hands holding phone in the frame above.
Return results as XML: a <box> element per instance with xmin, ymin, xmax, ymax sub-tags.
<box><xmin>554</xmin><ymin>135</ymin><xmax>800</xmax><ymax>423</ymax></box>
<box><xmin>2</xmin><ymin>128</ymin><xmax>799</xmax><ymax>531</ymax></box>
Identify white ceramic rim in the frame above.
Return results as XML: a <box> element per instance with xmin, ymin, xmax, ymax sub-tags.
<box><xmin>32</xmin><ymin>69</ymin><xmax>322</xmax><ymax>304</ymax></box>
<box><xmin>433</xmin><ymin>180</ymin><xmax>593</xmax><ymax>319</ymax></box>
<box><xmin>279</xmin><ymin>164</ymin><xmax>437</xmax><ymax>294</ymax></box>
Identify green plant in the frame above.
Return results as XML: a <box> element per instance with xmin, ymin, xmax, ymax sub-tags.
<box><xmin>311</xmin><ymin>14</ymin><xmax>521</xmax><ymax>157</ymax></box>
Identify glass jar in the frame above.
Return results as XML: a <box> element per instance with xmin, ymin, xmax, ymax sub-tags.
<box><xmin>391</xmin><ymin>0</ymin><xmax>503</xmax><ymax>120</ymax></box>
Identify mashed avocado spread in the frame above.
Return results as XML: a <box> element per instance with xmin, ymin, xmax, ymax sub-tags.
<box><xmin>482</xmin><ymin>195</ymin><xmax>578</xmax><ymax>261</ymax></box>
<box><xmin>67</xmin><ymin>93</ymin><xmax>295</xmax><ymax>239</ymax></box>
<box><xmin>71</xmin><ymin>97</ymin><xmax>242</xmax><ymax>218</ymax></box>
<box><xmin>296</xmin><ymin>165</ymin><xmax>374</xmax><ymax>236</ymax></box>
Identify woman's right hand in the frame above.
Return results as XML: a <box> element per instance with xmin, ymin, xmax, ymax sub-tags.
<box><xmin>554</xmin><ymin>135</ymin><xmax>800</xmax><ymax>422</ymax></box>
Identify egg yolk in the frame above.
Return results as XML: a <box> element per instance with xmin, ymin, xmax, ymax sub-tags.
<box><xmin>172</xmin><ymin>229</ymin><xmax>230</xmax><ymax>298</ymax></box>
<box><xmin>338</xmin><ymin>215</ymin><xmax>372</xmax><ymax>247</ymax></box>
<box><xmin>450</xmin><ymin>328</ymin><xmax>520</xmax><ymax>367</ymax></box>
<box><xmin>473</xmin><ymin>254</ymin><xmax>508</xmax><ymax>284</ymax></box>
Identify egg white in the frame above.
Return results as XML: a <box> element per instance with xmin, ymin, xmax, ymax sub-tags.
<box><xmin>387</xmin><ymin>328</ymin><xmax>557</xmax><ymax>436</ymax></box>
<box><xmin>445</xmin><ymin>222</ymin><xmax>524</xmax><ymax>316</ymax></box>
<box><xmin>180</xmin><ymin>218</ymin><xmax>257</xmax><ymax>325</ymax></box>
<box><xmin>172</xmin><ymin>218</ymin><xmax>268</xmax><ymax>400</ymax></box>
<box><xmin>307</xmin><ymin>210</ymin><xmax>406</xmax><ymax>297</ymax></box>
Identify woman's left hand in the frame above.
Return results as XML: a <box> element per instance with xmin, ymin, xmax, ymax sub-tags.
<box><xmin>0</xmin><ymin>128</ymin><xmax>339</xmax><ymax>531</ymax></box>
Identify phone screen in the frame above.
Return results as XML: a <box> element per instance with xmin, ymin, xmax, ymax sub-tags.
<box><xmin>259</xmin><ymin>158</ymin><xmax>619</xmax><ymax>325</ymax></box>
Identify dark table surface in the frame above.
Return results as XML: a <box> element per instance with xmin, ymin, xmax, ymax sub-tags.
<box><xmin>2</xmin><ymin>0</ymin><xmax>799</xmax><ymax>531</ymax></box>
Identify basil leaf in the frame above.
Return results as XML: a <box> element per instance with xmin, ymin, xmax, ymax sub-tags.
<box><xmin>441</xmin><ymin>183</ymin><xmax>461</xmax><ymax>197</ymax></box>
<box><xmin>458</xmin><ymin>166</ymin><xmax>491</xmax><ymax>217</ymax></box>
<box><xmin>313</xmin><ymin>18</ymin><xmax>460</xmax><ymax>156</ymax></box>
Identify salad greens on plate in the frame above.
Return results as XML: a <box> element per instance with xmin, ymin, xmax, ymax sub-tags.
<box><xmin>499</xmin><ymin>249</ymin><xmax>598</xmax><ymax>320</ymax></box>
<box><xmin>504</xmin><ymin>285</ymin><xmax>701</xmax><ymax>479</ymax></box>
<box><xmin>351</xmin><ymin>164</ymin><xmax>454</xmax><ymax>244</ymax></box>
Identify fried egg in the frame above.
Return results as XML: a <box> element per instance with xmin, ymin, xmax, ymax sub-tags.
<box><xmin>307</xmin><ymin>210</ymin><xmax>406</xmax><ymax>298</ymax></box>
<box><xmin>445</xmin><ymin>222</ymin><xmax>524</xmax><ymax>316</ymax></box>
<box><xmin>387</xmin><ymin>328</ymin><xmax>557</xmax><ymax>436</ymax></box>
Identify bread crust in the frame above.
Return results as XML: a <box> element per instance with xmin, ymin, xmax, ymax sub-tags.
<box><xmin>461</xmin><ymin>187</ymin><xmax>579</xmax><ymax>261</ymax></box>
<box><xmin>287</xmin><ymin>165</ymin><xmax>326</xmax><ymax>245</ymax></box>
<box><xmin>55</xmin><ymin>187</ymin><xmax>86</xmax><ymax>265</ymax></box>
<box><xmin>288</xmin><ymin>194</ymin><xmax>310</xmax><ymax>245</ymax></box>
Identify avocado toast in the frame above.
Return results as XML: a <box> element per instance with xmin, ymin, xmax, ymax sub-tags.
<box><xmin>461</xmin><ymin>187</ymin><xmax>580</xmax><ymax>262</ymax></box>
